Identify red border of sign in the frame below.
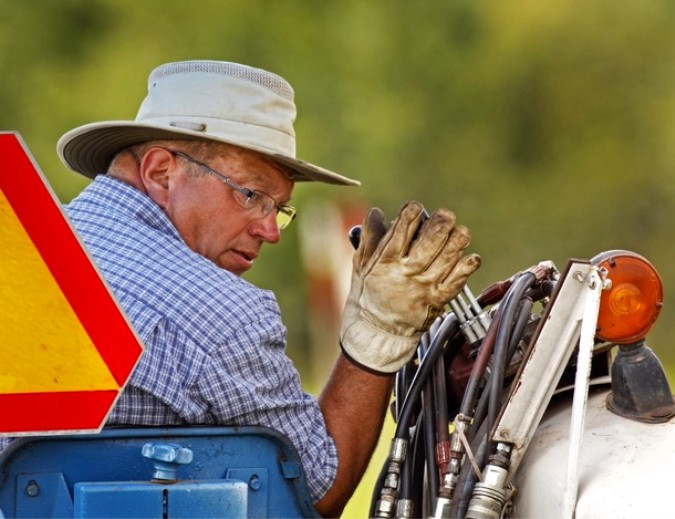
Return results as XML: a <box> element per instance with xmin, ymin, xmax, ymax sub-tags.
<box><xmin>0</xmin><ymin>392</ymin><xmax>119</xmax><ymax>433</ymax></box>
<box><xmin>0</xmin><ymin>132</ymin><xmax>143</xmax><ymax>431</ymax></box>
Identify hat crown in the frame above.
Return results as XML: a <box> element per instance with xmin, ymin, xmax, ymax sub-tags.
<box><xmin>135</xmin><ymin>60</ymin><xmax>297</xmax><ymax>157</ymax></box>
<box><xmin>57</xmin><ymin>60</ymin><xmax>360</xmax><ymax>185</ymax></box>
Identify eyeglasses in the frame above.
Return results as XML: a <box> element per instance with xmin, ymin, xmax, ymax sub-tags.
<box><xmin>169</xmin><ymin>150</ymin><xmax>297</xmax><ymax>230</ymax></box>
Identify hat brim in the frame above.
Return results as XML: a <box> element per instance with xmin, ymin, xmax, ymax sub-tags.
<box><xmin>57</xmin><ymin>121</ymin><xmax>360</xmax><ymax>186</ymax></box>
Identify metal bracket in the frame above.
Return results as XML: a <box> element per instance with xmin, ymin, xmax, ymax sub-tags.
<box><xmin>492</xmin><ymin>260</ymin><xmax>599</xmax><ymax>475</ymax></box>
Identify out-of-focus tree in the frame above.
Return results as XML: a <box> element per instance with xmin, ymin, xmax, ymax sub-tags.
<box><xmin>1</xmin><ymin>0</ymin><xmax>674</xmax><ymax>369</ymax></box>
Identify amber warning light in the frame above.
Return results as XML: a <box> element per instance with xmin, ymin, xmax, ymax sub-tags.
<box><xmin>592</xmin><ymin>250</ymin><xmax>664</xmax><ymax>345</ymax></box>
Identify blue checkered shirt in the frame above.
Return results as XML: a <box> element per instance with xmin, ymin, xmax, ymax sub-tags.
<box><xmin>2</xmin><ymin>175</ymin><xmax>337</xmax><ymax>501</ymax></box>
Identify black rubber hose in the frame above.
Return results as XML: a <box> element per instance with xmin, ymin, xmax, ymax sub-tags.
<box><xmin>410</xmin><ymin>411</ymin><xmax>430</xmax><ymax>516</ymax></box>
<box><xmin>471</xmin><ymin>297</ymin><xmax>533</xmax><ymax>444</ymax></box>
<box><xmin>457</xmin><ymin>306</ymin><xmax>502</xmax><ymax>418</ymax></box>
<box><xmin>506</xmin><ymin>297</ymin><xmax>533</xmax><ymax>363</ymax></box>
<box><xmin>370</xmin><ymin>357</ymin><xmax>421</xmax><ymax>516</ymax></box>
<box><xmin>467</xmin><ymin>375</ymin><xmax>489</xmax><ymax>444</ymax></box>
<box><xmin>395</xmin><ymin>313</ymin><xmax>460</xmax><ymax>439</ymax></box>
<box><xmin>452</xmin><ymin>280</ymin><xmax>536</xmax><ymax>517</ymax></box>
<box><xmin>398</xmin><ymin>416</ymin><xmax>417</xmax><ymax>503</ymax></box>
<box><xmin>396</xmin><ymin>387</ymin><xmax>438</xmax><ymax>508</ymax></box>
<box><xmin>423</xmin><ymin>377</ymin><xmax>439</xmax><ymax>507</ymax></box>
<box><xmin>370</xmin><ymin>324</ymin><xmax>439</xmax><ymax>516</ymax></box>
<box><xmin>395</xmin><ymin>360</ymin><xmax>416</xmax><ymax>422</ymax></box>
<box><xmin>399</xmin><ymin>338</ymin><xmax>433</xmax><ymax>503</ymax></box>
<box><xmin>487</xmin><ymin>272</ymin><xmax>536</xmax><ymax>436</ymax></box>
<box><xmin>434</xmin><ymin>349</ymin><xmax>449</xmax><ymax>445</ymax></box>
<box><xmin>402</xmin><ymin>328</ymin><xmax>439</xmax><ymax>505</ymax></box>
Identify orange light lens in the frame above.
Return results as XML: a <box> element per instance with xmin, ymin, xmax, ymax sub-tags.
<box><xmin>592</xmin><ymin>250</ymin><xmax>663</xmax><ymax>344</ymax></box>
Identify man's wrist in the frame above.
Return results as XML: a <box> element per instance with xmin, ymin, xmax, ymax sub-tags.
<box><xmin>339</xmin><ymin>320</ymin><xmax>419</xmax><ymax>374</ymax></box>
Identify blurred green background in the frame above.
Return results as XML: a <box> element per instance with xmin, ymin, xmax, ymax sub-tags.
<box><xmin>2</xmin><ymin>1</ymin><xmax>675</xmax><ymax>516</ymax></box>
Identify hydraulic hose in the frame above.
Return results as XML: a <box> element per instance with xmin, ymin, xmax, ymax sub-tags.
<box><xmin>434</xmin><ymin>351</ymin><xmax>450</xmax><ymax>447</ymax></box>
<box><xmin>418</xmin><ymin>329</ymin><xmax>440</xmax><ymax>503</ymax></box>
<box><xmin>371</xmin><ymin>315</ymin><xmax>457</xmax><ymax>517</ymax></box>
<box><xmin>457</xmin><ymin>307</ymin><xmax>501</xmax><ymax>419</ymax></box>
<box><xmin>398</xmin><ymin>336</ymin><xmax>434</xmax><ymax>504</ymax></box>
<box><xmin>371</xmin><ymin>319</ymin><xmax>450</xmax><ymax>518</ymax></box>
<box><xmin>487</xmin><ymin>272</ymin><xmax>537</xmax><ymax>436</ymax></box>
<box><xmin>370</xmin><ymin>354</ymin><xmax>419</xmax><ymax>517</ymax></box>
<box><xmin>506</xmin><ymin>298</ymin><xmax>533</xmax><ymax>363</ymax></box>
<box><xmin>395</xmin><ymin>313</ymin><xmax>460</xmax><ymax>439</ymax></box>
<box><xmin>395</xmin><ymin>362</ymin><xmax>415</xmax><ymax>422</ymax></box>
<box><xmin>423</xmin><ymin>375</ymin><xmax>440</xmax><ymax>507</ymax></box>
<box><xmin>467</xmin><ymin>374</ymin><xmax>490</xmax><ymax>444</ymax></box>
<box><xmin>409</xmin><ymin>413</ymin><xmax>428</xmax><ymax>515</ymax></box>
<box><xmin>397</xmin><ymin>413</ymin><xmax>418</xmax><ymax>504</ymax></box>
<box><xmin>470</xmin><ymin>296</ymin><xmax>533</xmax><ymax>444</ymax></box>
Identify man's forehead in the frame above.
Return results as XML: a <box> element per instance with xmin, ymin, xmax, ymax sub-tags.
<box><xmin>214</xmin><ymin>144</ymin><xmax>294</xmax><ymax>192</ymax></box>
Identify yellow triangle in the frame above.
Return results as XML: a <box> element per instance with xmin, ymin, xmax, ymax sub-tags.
<box><xmin>0</xmin><ymin>189</ymin><xmax>119</xmax><ymax>393</ymax></box>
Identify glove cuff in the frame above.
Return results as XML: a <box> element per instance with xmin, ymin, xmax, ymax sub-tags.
<box><xmin>340</xmin><ymin>320</ymin><xmax>419</xmax><ymax>374</ymax></box>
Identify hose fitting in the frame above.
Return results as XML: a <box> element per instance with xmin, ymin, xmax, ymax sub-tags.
<box><xmin>373</xmin><ymin>438</ymin><xmax>408</xmax><ymax>518</ymax></box>
<box><xmin>465</xmin><ymin>443</ymin><xmax>512</xmax><ymax>519</ymax></box>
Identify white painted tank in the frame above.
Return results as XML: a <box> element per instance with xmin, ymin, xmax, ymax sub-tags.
<box><xmin>512</xmin><ymin>385</ymin><xmax>675</xmax><ymax>518</ymax></box>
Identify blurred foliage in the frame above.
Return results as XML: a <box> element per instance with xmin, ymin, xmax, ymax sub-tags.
<box><xmin>2</xmin><ymin>0</ymin><xmax>675</xmax><ymax>513</ymax></box>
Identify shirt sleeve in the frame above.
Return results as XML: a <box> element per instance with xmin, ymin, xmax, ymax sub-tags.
<box><xmin>194</xmin><ymin>315</ymin><xmax>339</xmax><ymax>503</ymax></box>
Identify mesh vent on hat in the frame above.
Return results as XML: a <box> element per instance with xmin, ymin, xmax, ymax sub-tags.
<box><xmin>149</xmin><ymin>60</ymin><xmax>295</xmax><ymax>101</ymax></box>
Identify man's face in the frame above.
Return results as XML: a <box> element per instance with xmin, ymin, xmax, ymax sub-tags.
<box><xmin>161</xmin><ymin>145</ymin><xmax>294</xmax><ymax>276</ymax></box>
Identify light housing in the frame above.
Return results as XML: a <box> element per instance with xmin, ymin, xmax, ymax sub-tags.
<box><xmin>591</xmin><ymin>250</ymin><xmax>663</xmax><ymax>344</ymax></box>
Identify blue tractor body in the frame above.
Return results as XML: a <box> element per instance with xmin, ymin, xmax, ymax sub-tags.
<box><xmin>0</xmin><ymin>426</ymin><xmax>319</xmax><ymax>518</ymax></box>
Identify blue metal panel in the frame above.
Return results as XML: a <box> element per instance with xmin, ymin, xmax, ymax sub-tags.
<box><xmin>15</xmin><ymin>473</ymin><xmax>74</xmax><ymax>518</ymax></box>
<box><xmin>225</xmin><ymin>469</ymin><xmax>268</xmax><ymax>518</ymax></box>
<box><xmin>74</xmin><ymin>480</ymin><xmax>248</xmax><ymax>518</ymax></box>
<box><xmin>0</xmin><ymin>427</ymin><xmax>319</xmax><ymax>519</ymax></box>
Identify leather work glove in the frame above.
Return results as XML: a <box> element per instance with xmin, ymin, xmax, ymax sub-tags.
<box><xmin>340</xmin><ymin>201</ymin><xmax>481</xmax><ymax>374</ymax></box>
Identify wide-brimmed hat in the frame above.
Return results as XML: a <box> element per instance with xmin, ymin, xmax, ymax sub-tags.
<box><xmin>57</xmin><ymin>60</ymin><xmax>359</xmax><ymax>186</ymax></box>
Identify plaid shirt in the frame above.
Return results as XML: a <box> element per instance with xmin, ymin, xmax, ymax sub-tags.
<box><xmin>8</xmin><ymin>175</ymin><xmax>337</xmax><ymax>501</ymax></box>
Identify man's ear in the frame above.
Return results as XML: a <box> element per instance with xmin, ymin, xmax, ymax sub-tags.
<box><xmin>138</xmin><ymin>148</ymin><xmax>174</xmax><ymax>208</ymax></box>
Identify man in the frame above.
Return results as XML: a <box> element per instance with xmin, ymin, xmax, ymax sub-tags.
<box><xmin>45</xmin><ymin>61</ymin><xmax>481</xmax><ymax>516</ymax></box>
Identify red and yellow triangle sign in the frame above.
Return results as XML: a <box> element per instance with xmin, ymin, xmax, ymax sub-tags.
<box><xmin>0</xmin><ymin>132</ymin><xmax>143</xmax><ymax>435</ymax></box>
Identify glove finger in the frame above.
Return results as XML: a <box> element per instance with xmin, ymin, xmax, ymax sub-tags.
<box><xmin>406</xmin><ymin>208</ymin><xmax>458</xmax><ymax>273</ymax></box>
<box><xmin>438</xmin><ymin>253</ymin><xmax>482</xmax><ymax>299</ymax></box>
<box><xmin>355</xmin><ymin>207</ymin><xmax>388</xmax><ymax>269</ymax></box>
<box><xmin>374</xmin><ymin>201</ymin><xmax>427</xmax><ymax>265</ymax></box>
<box><xmin>421</xmin><ymin>223</ymin><xmax>472</xmax><ymax>277</ymax></box>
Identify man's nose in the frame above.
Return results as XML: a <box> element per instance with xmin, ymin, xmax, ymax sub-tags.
<box><xmin>252</xmin><ymin>211</ymin><xmax>281</xmax><ymax>244</ymax></box>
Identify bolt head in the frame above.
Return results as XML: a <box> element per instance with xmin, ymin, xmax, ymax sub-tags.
<box><xmin>142</xmin><ymin>443</ymin><xmax>193</xmax><ymax>464</ymax></box>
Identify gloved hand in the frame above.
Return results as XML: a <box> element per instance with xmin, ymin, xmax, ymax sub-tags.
<box><xmin>340</xmin><ymin>201</ymin><xmax>481</xmax><ymax>374</ymax></box>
